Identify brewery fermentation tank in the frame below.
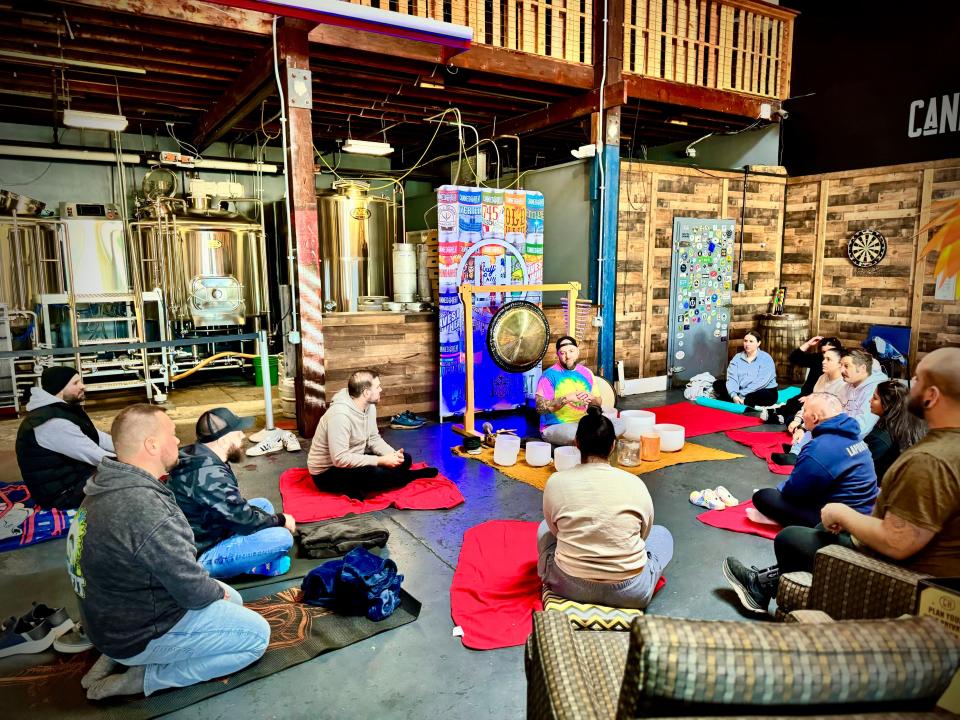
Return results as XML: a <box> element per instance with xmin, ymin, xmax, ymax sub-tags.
<box><xmin>318</xmin><ymin>182</ymin><xmax>396</xmax><ymax>312</ymax></box>
<box><xmin>0</xmin><ymin>218</ymin><xmax>65</xmax><ymax>311</ymax></box>
<box><xmin>134</xmin><ymin>208</ymin><xmax>267</xmax><ymax>327</ymax></box>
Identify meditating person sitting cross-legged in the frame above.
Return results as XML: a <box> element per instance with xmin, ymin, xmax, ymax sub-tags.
<box><xmin>865</xmin><ymin>380</ymin><xmax>927</xmax><ymax>482</ymax></box>
<box><xmin>751</xmin><ymin>393</ymin><xmax>878</xmax><ymax>529</ymax></box>
<box><xmin>712</xmin><ymin>330</ymin><xmax>779</xmax><ymax>408</ymax></box>
<box><xmin>537</xmin><ymin>405</ymin><xmax>673</xmax><ymax>609</ymax></box>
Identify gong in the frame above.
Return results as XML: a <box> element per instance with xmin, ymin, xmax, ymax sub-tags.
<box><xmin>487</xmin><ymin>301</ymin><xmax>550</xmax><ymax>373</ymax></box>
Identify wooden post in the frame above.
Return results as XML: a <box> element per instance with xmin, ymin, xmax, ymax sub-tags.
<box><xmin>279</xmin><ymin>18</ymin><xmax>327</xmax><ymax>437</ymax></box>
<box><xmin>810</xmin><ymin>179</ymin><xmax>829</xmax><ymax>336</ymax></box>
<box><xmin>909</xmin><ymin>169</ymin><xmax>934</xmax><ymax>368</ymax></box>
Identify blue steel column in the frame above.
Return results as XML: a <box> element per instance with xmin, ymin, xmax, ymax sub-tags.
<box><xmin>596</xmin><ymin>145</ymin><xmax>620</xmax><ymax>381</ymax></box>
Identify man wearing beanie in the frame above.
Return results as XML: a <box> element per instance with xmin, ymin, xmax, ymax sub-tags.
<box><xmin>16</xmin><ymin>366</ymin><xmax>114</xmax><ymax>509</ymax></box>
<box><xmin>167</xmin><ymin>408</ymin><xmax>295</xmax><ymax>578</ymax></box>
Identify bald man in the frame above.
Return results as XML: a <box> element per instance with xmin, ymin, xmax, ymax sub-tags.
<box><xmin>723</xmin><ymin>347</ymin><xmax>960</xmax><ymax>614</ymax></box>
<box><xmin>66</xmin><ymin>404</ymin><xmax>269</xmax><ymax>700</ymax></box>
<box><xmin>751</xmin><ymin>393</ymin><xmax>878</xmax><ymax>528</ymax></box>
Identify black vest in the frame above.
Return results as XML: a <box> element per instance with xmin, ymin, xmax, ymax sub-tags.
<box><xmin>15</xmin><ymin>402</ymin><xmax>100</xmax><ymax>507</ymax></box>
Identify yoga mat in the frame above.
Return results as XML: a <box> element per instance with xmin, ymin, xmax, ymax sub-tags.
<box><xmin>279</xmin><ymin>465</ymin><xmax>464</xmax><ymax>523</ymax></box>
<box><xmin>453</xmin><ymin>442</ymin><xmax>742</xmax><ymax>492</ymax></box>
<box><xmin>450</xmin><ymin>520</ymin><xmax>543</xmax><ymax>650</ymax></box>
<box><xmin>647</xmin><ymin>402</ymin><xmax>762</xmax><ymax>435</ymax></box>
<box><xmin>0</xmin><ymin>586</ymin><xmax>420</xmax><ymax>720</ymax></box>
<box><xmin>725</xmin><ymin>430</ymin><xmax>796</xmax><ymax>476</ymax></box>
<box><xmin>0</xmin><ymin>483</ymin><xmax>73</xmax><ymax>554</ymax></box>
<box><xmin>695</xmin><ymin>386</ymin><xmax>802</xmax><ymax>415</ymax></box>
<box><xmin>695</xmin><ymin>500</ymin><xmax>782</xmax><ymax>540</ymax></box>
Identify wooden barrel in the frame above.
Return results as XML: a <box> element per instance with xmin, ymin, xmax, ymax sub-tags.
<box><xmin>757</xmin><ymin>313</ymin><xmax>810</xmax><ymax>384</ymax></box>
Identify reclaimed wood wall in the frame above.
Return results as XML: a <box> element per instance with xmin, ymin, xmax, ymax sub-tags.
<box><xmin>616</xmin><ymin>162</ymin><xmax>786</xmax><ymax>376</ymax></box>
<box><xmin>781</xmin><ymin>158</ymin><xmax>960</xmax><ymax>366</ymax></box>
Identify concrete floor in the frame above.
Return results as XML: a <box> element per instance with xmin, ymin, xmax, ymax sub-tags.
<box><xmin>0</xmin><ymin>384</ymin><xmax>780</xmax><ymax>719</ymax></box>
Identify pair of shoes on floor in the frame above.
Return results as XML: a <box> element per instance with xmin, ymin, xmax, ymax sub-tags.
<box><xmin>0</xmin><ymin>602</ymin><xmax>81</xmax><ymax>658</ymax></box>
<box><xmin>246</xmin><ymin>431</ymin><xmax>301</xmax><ymax>457</ymax></box>
<box><xmin>389</xmin><ymin>410</ymin><xmax>426</xmax><ymax>429</ymax></box>
<box><xmin>689</xmin><ymin>486</ymin><xmax>739</xmax><ymax>511</ymax></box>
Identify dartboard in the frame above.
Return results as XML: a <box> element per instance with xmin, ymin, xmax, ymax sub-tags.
<box><xmin>847</xmin><ymin>229</ymin><xmax>887</xmax><ymax>268</ymax></box>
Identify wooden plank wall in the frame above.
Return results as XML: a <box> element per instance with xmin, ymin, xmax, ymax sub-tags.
<box><xmin>616</xmin><ymin>162</ymin><xmax>786</xmax><ymax>376</ymax></box>
<box><xmin>781</xmin><ymin>158</ymin><xmax>960</xmax><ymax>366</ymax></box>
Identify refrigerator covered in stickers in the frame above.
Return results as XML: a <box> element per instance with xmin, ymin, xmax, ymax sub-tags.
<box><xmin>666</xmin><ymin>217</ymin><xmax>736</xmax><ymax>385</ymax></box>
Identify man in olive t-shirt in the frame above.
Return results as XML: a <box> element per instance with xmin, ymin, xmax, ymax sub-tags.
<box><xmin>722</xmin><ymin>347</ymin><xmax>960</xmax><ymax>614</ymax></box>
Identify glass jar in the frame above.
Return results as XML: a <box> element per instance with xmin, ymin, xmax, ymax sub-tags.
<box><xmin>616</xmin><ymin>438</ymin><xmax>641</xmax><ymax>467</ymax></box>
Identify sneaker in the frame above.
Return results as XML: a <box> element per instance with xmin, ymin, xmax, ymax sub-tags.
<box><xmin>246</xmin><ymin>435</ymin><xmax>284</xmax><ymax>457</ymax></box>
<box><xmin>771</xmin><ymin>452</ymin><xmax>798</xmax><ymax>466</ymax></box>
<box><xmin>689</xmin><ymin>489</ymin><xmax>726</xmax><ymax>511</ymax></box>
<box><xmin>390</xmin><ymin>411</ymin><xmax>426</xmax><ymax>430</ymax></box>
<box><xmin>282</xmin><ymin>431</ymin><xmax>301</xmax><ymax>452</ymax></box>
<box><xmin>0</xmin><ymin>614</ymin><xmax>56</xmax><ymax>659</ymax></box>
<box><xmin>54</xmin><ymin>623</ymin><xmax>94</xmax><ymax>654</ymax></box>
<box><xmin>25</xmin><ymin>603</ymin><xmax>73</xmax><ymax>638</ymax></box>
<box><xmin>722</xmin><ymin>557</ymin><xmax>777</xmax><ymax>614</ymax></box>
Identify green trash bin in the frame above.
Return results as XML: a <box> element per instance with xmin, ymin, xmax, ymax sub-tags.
<box><xmin>253</xmin><ymin>355</ymin><xmax>279</xmax><ymax>387</ymax></box>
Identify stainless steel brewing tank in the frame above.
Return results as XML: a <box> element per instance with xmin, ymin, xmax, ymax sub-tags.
<box><xmin>137</xmin><ymin>210</ymin><xmax>266</xmax><ymax>327</ymax></box>
<box><xmin>0</xmin><ymin>218</ymin><xmax>64</xmax><ymax>310</ymax></box>
<box><xmin>317</xmin><ymin>185</ymin><xmax>396</xmax><ymax>313</ymax></box>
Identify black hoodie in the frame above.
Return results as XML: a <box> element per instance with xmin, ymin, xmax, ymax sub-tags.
<box><xmin>67</xmin><ymin>458</ymin><xmax>224</xmax><ymax>659</ymax></box>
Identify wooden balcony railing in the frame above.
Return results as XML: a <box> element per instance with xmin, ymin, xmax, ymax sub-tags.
<box><xmin>350</xmin><ymin>0</ymin><xmax>593</xmax><ymax>63</ymax></box>
<box><xmin>347</xmin><ymin>0</ymin><xmax>794</xmax><ymax>99</ymax></box>
<box><xmin>623</xmin><ymin>0</ymin><xmax>795</xmax><ymax>99</ymax></box>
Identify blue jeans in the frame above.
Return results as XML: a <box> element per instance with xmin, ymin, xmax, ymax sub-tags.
<box><xmin>537</xmin><ymin>520</ymin><xmax>673</xmax><ymax>609</ymax></box>
<box><xmin>198</xmin><ymin>498</ymin><xmax>293</xmax><ymax>579</ymax></box>
<box><xmin>117</xmin><ymin>580</ymin><xmax>270</xmax><ymax>696</ymax></box>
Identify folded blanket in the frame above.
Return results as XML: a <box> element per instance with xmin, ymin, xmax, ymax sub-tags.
<box><xmin>298</xmin><ymin>514</ymin><xmax>390</xmax><ymax>559</ymax></box>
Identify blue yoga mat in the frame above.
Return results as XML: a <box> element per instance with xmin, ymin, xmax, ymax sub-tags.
<box><xmin>695</xmin><ymin>386</ymin><xmax>802</xmax><ymax>415</ymax></box>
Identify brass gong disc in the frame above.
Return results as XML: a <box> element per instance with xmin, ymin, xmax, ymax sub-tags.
<box><xmin>487</xmin><ymin>301</ymin><xmax>550</xmax><ymax>373</ymax></box>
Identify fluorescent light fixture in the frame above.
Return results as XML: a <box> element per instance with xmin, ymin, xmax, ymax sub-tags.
<box><xmin>212</xmin><ymin>0</ymin><xmax>472</xmax><ymax>52</ymax></box>
<box><xmin>0</xmin><ymin>50</ymin><xmax>146</xmax><ymax>75</ymax></box>
<box><xmin>667</xmin><ymin>118</ymin><xmax>689</xmax><ymax>126</ymax></box>
<box><xmin>419</xmin><ymin>79</ymin><xmax>445</xmax><ymax>90</ymax></box>
<box><xmin>62</xmin><ymin>110</ymin><xmax>129</xmax><ymax>132</ymax></box>
<box><xmin>342</xmin><ymin>139</ymin><xmax>394</xmax><ymax>156</ymax></box>
<box><xmin>570</xmin><ymin>143</ymin><xmax>597</xmax><ymax>159</ymax></box>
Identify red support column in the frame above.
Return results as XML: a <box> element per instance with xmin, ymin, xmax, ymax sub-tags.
<box><xmin>278</xmin><ymin>18</ymin><xmax>326</xmax><ymax>437</ymax></box>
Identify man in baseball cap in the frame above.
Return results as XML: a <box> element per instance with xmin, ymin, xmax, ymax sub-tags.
<box><xmin>16</xmin><ymin>366</ymin><xmax>115</xmax><ymax>508</ymax></box>
<box><xmin>167</xmin><ymin>408</ymin><xmax>295</xmax><ymax>579</ymax></box>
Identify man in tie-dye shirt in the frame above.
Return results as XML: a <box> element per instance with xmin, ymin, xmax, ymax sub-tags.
<box><xmin>537</xmin><ymin>336</ymin><xmax>619</xmax><ymax>445</ymax></box>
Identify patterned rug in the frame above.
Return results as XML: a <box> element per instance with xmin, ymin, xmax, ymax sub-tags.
<box><xmin>453</xmin><ymin>442</ymin><xmax>742</xmax><ymax>491</ymax></box>
<box><xmin>0</xmin><ymin>587</ymin><xmax>420</xmax><ymax>719</ymax></box>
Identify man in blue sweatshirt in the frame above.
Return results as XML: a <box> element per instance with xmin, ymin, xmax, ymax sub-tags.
<box><xmin>752</xmin><ymin>393</ymin><xmax>878</xmax><ymax>528</ymax></box>
<box><xmin>67</xmin><ymin>404</ymin><xmax>269</xmax><ymax>700</ymax></box>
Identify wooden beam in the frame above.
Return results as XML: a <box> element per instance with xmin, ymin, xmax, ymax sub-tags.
<box><xmin>61</xmin><ymin>0</ymin><xmax>273</xmax><ymax>34</ymax></box>
<box><xmin>278</xmin><ymin>17</ymin><xmax>327</xmax><ymax>437</ymax></box>
<box><xmin>909</xmin><ymin>169</ymin><xmax>934</xmax><ymax>368</ymax></box>
<box><xmin>643</xmin><ymin>172</ymin><xmax>659</xmax><ymax>375</ymax></box>
<box><xmin>810</xmin><ymin>179</ymin><xmax>830</xmax><ymax>335</ymax></box>
<box><xmin>492</xmin><ymin>82</ymin><xmax>626</xmax><ymax>137</ymax></box>
<box><xmin>193</xmin><ymin>45</ymin><xmax>276</xmax><ymax>150</ymax></box>
<box><xmin>624</xmin><ymin>73</ymin><xmax>776</xmax><ymax>119</ymax></box>
<box><xmin>309</xmin><ymin>25</ymin><xmax>594</xmax><ymax>89</ymax></box>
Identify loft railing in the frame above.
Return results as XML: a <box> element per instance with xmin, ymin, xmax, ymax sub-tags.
<box><xmin>349</xmin><ymin>0</ymin><xmax>593</xmax><ymax>63</ymax></box>
<box><xmin>347</xmin><ymin>0</ymin><xmax>794</xmax><ymax>99</ymax></box>
<box><xmin>623</xmin><ymin>0</ymin><xmax>795</xmax><ymax>99</ymax></box>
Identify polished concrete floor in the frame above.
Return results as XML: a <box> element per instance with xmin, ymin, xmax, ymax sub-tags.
<box><xmin>0</xmin><ymin>384</ymin><xmax>780</xmax><ymax>719</ymax></box>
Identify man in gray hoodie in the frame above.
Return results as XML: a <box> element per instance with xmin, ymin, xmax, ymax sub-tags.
<box><xmin>15</xmin><ymin>366</ymin><xmax>114</xmax><ymax>508</ymax></box>
<box><xmin>66</xmin><ymin>404</ymin><xmax>269</xmax><ymax>700</ymax></box>
<box><xmin>307</xmin><ymin>369</ymin><xmax>437</xmax><ymax>499</ymax></box>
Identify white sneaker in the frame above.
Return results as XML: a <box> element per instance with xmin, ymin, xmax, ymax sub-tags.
<box><xmin>282</xmin><ymin>431</ymin><xmax>301</xmax><ymax>452</ymax></box>
<box><xmin>246</xmin><ymin>436</ymin><xmax>284</xmax><ymax>457</ymax></box>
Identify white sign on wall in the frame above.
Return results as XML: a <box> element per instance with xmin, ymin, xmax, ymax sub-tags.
<box><xmin>908</xmin><ymin>92</ymin><xmax>959</xmax><ymax>138</ymax></box>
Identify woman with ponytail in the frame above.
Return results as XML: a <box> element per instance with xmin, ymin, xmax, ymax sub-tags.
<box><xmin>537</xmin><ymin>406</ymin><xmax>673</xmax><ymax>608</ymax></box>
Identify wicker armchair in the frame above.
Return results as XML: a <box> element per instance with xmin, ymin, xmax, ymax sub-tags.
<box><xmin>525</xmin><ymin>609</ymin><xmax>958</xmax><ymax>720</ymax></box>
<box><xmin>775</xmin><ymin>544</ymin><xmax>929</xmax><ymax>621</ymax></box>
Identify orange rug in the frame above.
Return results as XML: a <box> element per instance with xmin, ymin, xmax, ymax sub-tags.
<box><xmin>453</xmin><ymin>442</ymin><xmax>742</xmax><ymax>491</ymax></box>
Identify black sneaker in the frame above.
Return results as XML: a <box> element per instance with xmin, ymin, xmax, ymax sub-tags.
<box><xmin>771</xmin><ymin>452</ymin><xmax>798</xmax><ymax>466</ymax></box>
<box><xmin>722</xmin><ymin>557</ymin><xmax>776</xmax><ymax>614</ymax></box>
